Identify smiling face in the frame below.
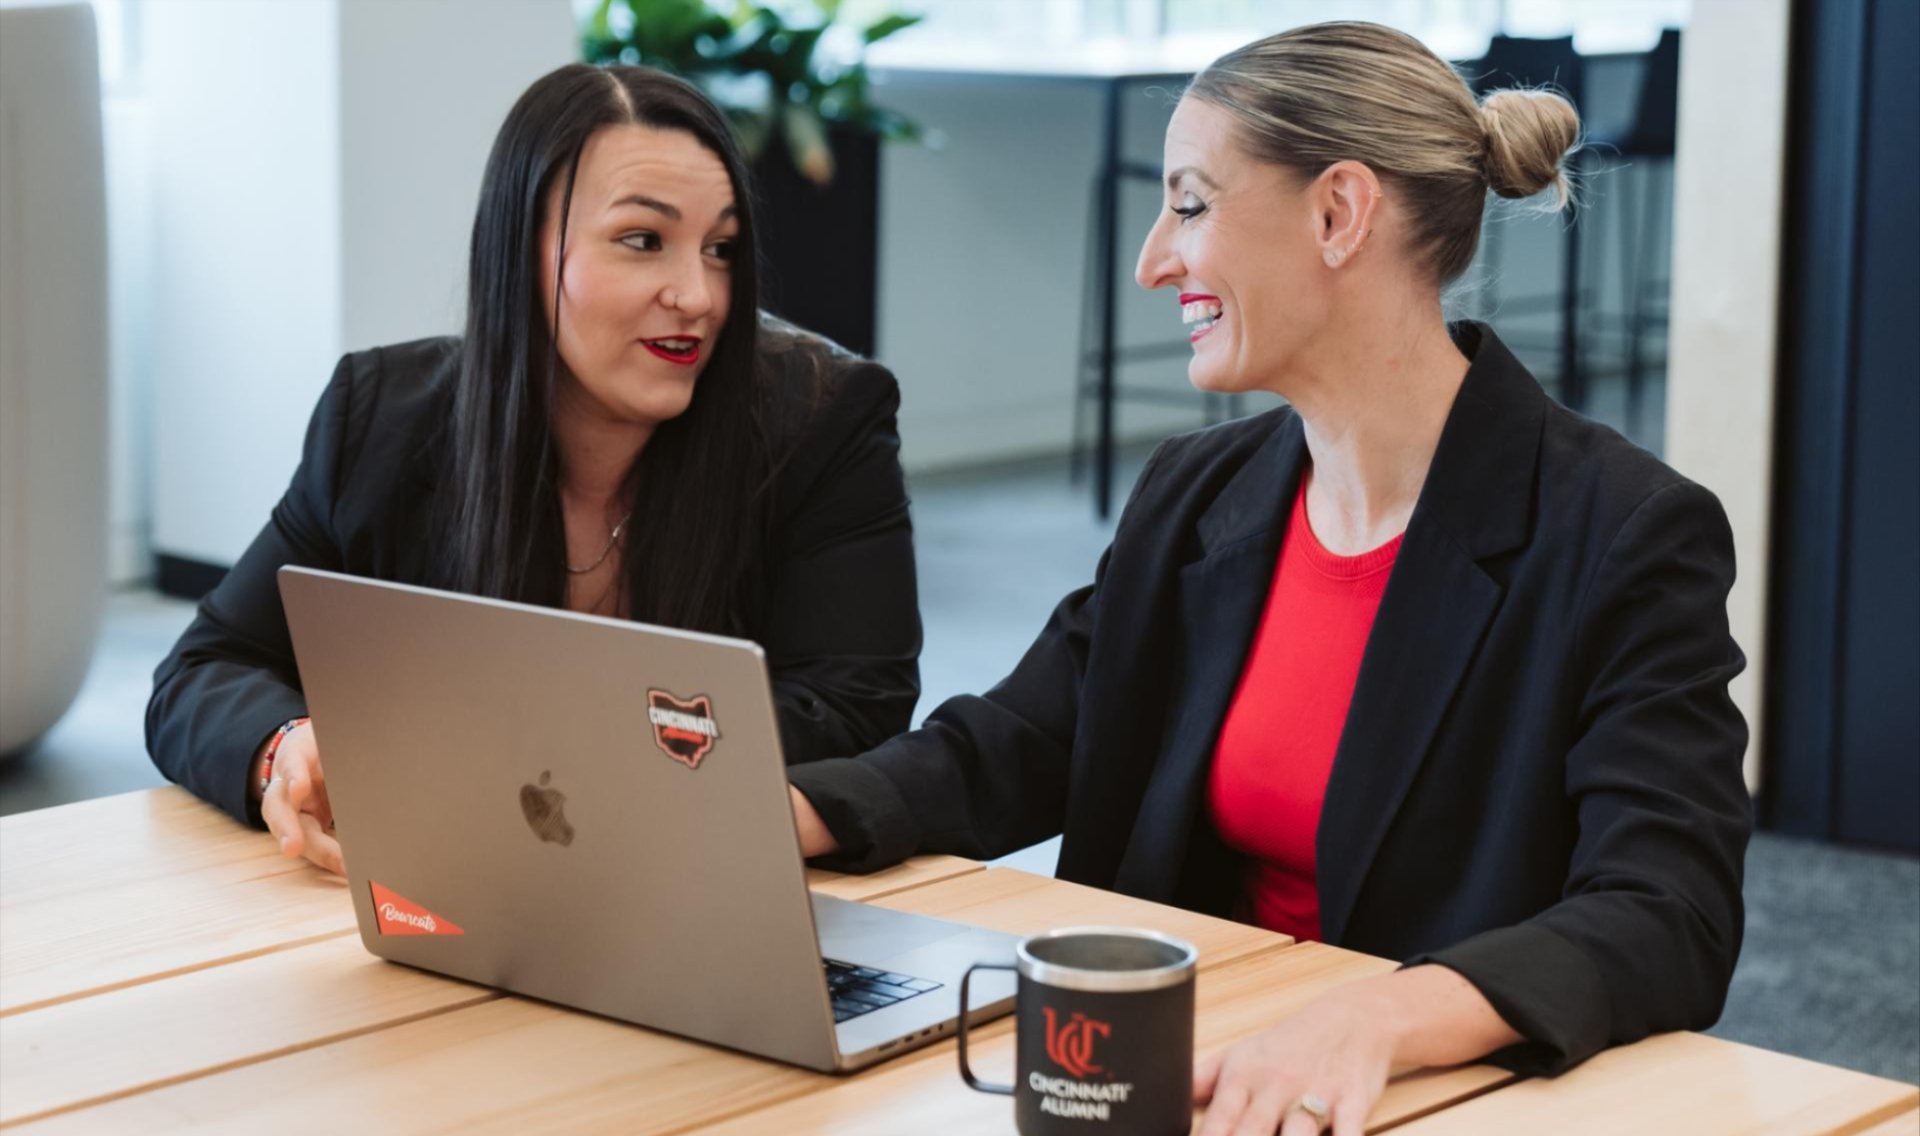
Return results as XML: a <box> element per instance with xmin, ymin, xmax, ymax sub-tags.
<box><xmin>1135</xmin><ymin>98</ymin><xmax>1333</xmax><ymax>395</ymax></box>
<box><xmin>539</xmin><ymin>124</ymin><xmax>739</xmax><ymax>427</ymax></box>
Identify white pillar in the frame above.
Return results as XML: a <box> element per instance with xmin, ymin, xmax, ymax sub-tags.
<box><xmin>1664</xmin><ymin>0</ymin><xmax>1793</xmax><ymax>792</ymax></box>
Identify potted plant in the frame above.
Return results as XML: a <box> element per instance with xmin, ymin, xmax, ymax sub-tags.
<box><xmin>582</xmin><ymin>0</ymin><xmax>925</xmax><ymax>357</ymax></box>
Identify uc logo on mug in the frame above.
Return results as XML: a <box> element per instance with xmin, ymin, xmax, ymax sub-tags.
<box><xmin>1043</xmin><ymin>1008</ymin><xmax>1111</xmax><ymax>1078</ymax></box>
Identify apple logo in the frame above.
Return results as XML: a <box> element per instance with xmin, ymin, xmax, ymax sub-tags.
<box><xmin>519</xmin><ymin>770</ymin><xmax>574</xmax><ymax>846</ymax></box>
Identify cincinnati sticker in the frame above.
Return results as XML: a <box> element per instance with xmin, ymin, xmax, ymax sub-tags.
<box><xmin>647</xmin><ymin>689</ymin><xmax>720</xmax><ymax>769</ymax></box>
<box><xmin>370</xmin><ymin>881</ymin><xmax>465</xmax><ymax>937</ymax></box>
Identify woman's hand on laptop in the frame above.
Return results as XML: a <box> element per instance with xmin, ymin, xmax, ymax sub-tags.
<box><xmin>260</xmin><ymin>724</ymin><xmax>345</xmax><ymax>875</ymax></box>
<box><xmin>789</xmin><ymin>786</ymin><xmax>840</xmax><ymax>858</ymax></box>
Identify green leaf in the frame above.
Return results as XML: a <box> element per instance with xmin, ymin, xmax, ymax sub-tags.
<box><xmin>862</xmin><ymin>13</ymin><xmax>921</xmax><ymax>44</ymax></box>
<box><xmin>579</xmin><ymin>0</ymin><xmax>620</xmax><ymax>62</ymax></box>
<box><xmin>576</xmin><ymin>0</ymin><xmax>930</xmax><ymax>154</ymax></box>
<box><xmin>781</xmin><ymin>26</ymin><xmax>826</xmax><ymax>77</ymax></box>
<box><xmin>585</xmin><ymin>0</ymin><xmax>614</xmax><ymax>40</ymax></box>
<box><xmin>624</xmin><ymin>0</ymin><xmax>733</xmax><ymax>71</ymax></box>
<box><xmin>745</xmin><ymin>5</ymin><xmax>786</xmax><ymax>34</ymax></box>
<box><xmin>728</xmin><ymin>9</ymin><xmax>784</xmax><ymax>68</ymax></box>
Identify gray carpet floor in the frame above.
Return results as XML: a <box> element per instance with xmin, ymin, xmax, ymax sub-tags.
<box><xmin>1710</xmin><ymin>830</ymin><xmax>1919</xmax><ymax>1083</ymax></box>
<box><xmin>3</xmin><ymin>447</ymin><xmax>1914</xmax><ymax>1086</ymax></box>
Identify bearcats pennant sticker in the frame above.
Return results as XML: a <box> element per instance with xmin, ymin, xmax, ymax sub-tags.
<box><xmin>647</xmin><ymin>689</ymin><xmax>720</xmax><ymax>769</ymax></box>
<box><xmin>370</xmin><ymin>881</ymin><xmax>465</xmax><ymax>937</ymax></box>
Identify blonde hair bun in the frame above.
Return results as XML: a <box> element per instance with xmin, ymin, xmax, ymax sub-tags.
<box><xmin>1189</xmin><ymin>21</ymin><xmax>1585</xmax><ymax>281</ymax></box>
<box><xmin>1480</xmin><ymin>88</ymin><xmax>1581</xmax><ymax>206</ymax></box>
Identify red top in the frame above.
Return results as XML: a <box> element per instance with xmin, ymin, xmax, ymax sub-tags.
<box><xmin>1206</xmin><ymin>481</ymin><xmax>1402</xmax><ymax>942</ymax></box>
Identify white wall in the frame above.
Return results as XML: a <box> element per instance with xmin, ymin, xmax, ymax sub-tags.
<box><xmin>146</xmin><ymin>0</ymin><xmax>343</xmax><ymax>568</ymax></box>
<box><xmin>338</xmin><ymin>0</ymin><xmax>575</xmax><ymax>352</ymax></box>
<box><xmin>1665</xmin><ymin>0</ymin><xmax>1791</xmax><ymax>790</ymax></box>
<box><xmin>145</xmin><ymin>0</ymin><xmax>573</xmax><ymax>568</ymax></box>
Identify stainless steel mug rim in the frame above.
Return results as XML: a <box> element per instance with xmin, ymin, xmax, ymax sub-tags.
<box><xmin>1014</xmin><ymin>926</ymin><xmax>1199</xmax><ymax>992</ymax></box>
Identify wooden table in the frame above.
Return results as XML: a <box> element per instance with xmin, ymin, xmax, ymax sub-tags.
<box><xmin>2</xmin><ymin>789</ymin><xmax>1913</xmax><ymax>1133</ymax></box>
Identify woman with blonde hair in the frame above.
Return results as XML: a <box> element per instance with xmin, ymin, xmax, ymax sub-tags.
<box><xmin>789</xmin><ymin>22</ymin><xmax>1748</xmax><ymax>1135</ymax></box>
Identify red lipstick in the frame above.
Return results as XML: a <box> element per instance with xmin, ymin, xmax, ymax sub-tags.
<box><xmin>641</xmin><ymin>337</ymin><xmax>701</xmax><ymax>365</ymax></box>
<box><xmin>1180</xmin><ymin>293</ymin><xmax>1223</xmax><ymax>344</ymax></box>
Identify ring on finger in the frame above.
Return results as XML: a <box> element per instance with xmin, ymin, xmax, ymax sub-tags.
<box><xmin>1293</xmin><ymin>1092</ymin><xmax>1331</xmax><ymax>1126</ymax></box>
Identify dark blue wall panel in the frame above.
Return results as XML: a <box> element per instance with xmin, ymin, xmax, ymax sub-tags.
<box><xmin>1768</xmin><ymin>0</ymin><xmax>1920</xmax><ymax>851</ymax></box>
<box><xmin>1831</xmin><ymin>0</ymin><xmax>1919</xmax><ymax>849</ymax></box>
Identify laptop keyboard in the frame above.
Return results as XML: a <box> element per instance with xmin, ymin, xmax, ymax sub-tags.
<box><xmin>822</xmin><ymin>959</ymin><xmax>943</xmax><ymax>1024</ymax></box>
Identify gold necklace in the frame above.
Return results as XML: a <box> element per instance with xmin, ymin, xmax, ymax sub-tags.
<box><xmin>567</xmin><ymin>512</ymin><xmax>632</xmax><ymax>575</ymax></box>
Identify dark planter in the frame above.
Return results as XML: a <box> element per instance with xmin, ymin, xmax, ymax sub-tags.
<box><xmin>751</xmin><ymin>122</ymin><xmax>879</xmax><ymax>358</ymax></box>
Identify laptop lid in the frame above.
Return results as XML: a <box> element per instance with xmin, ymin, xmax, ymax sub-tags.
<box><xmin>278</xmin><ymin>567</ymin><xmax>844</xmax><ymax>1071</ymax></box>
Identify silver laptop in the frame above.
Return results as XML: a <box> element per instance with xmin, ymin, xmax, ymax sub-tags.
<box><xmin>278</xmin><ymin>566</ymin><xmax>1017</xmax><ymax>1073</ymax></box>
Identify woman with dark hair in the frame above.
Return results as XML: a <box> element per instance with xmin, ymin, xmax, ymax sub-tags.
<box><xmin>786</xmin><ymin>22</ymin><xmax>1750</xmax><ymax>1136</ymax></box>
<box><xmin>148</xmin><ymin>64</ymin><xmax>921</xmax><ymax>877</ymax></box>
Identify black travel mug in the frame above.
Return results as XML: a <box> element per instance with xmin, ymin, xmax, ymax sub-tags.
<box><xmin>957</xmin><ymin>926</ymin><xmax>1197</xmax><ymax>1135</ymax></box>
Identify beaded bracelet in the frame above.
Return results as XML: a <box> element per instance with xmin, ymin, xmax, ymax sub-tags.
<box><xmin>259</xmin><ymin>716</ymin><xmax>312</xmax><ymax>799</ymax></box>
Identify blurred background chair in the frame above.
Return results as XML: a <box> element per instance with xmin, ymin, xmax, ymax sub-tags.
<box><xmin>1589</xmin><ymin>27</ymin><xmax>1680</xmax><ymax>442</ymax></box>
<box><xmin>0</xmin><ymin>3</ymin><xmax>110</xmax><ymax>756</ymax></box>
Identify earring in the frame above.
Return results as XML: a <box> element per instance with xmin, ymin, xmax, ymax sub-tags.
<box><xmin>1324</xmin><ymin>249</ymin><xmax>1344</xmax><ymax>267</ymax></box>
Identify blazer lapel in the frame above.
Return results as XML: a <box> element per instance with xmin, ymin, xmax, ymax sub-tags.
<box><xmin>1313</xmin><ymin>527</ymin><xmax>1502</xmax><ymax>940</ymax></box>
<box><xmin>1114</xmin><ymin>417</ymin><xmax>1306</xmax><ymax>903</ymax></box>
<box><xmin>1315</xmin><ymin>324</ymin><xmax>1546</xmax><ymax>942</ymax></box>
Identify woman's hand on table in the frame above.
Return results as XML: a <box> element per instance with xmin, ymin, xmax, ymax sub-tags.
<box><xmin>258</xmin><ymin>723</ymin><xmax>345</xmax><ymax>875</ymax></box>
<box><xmin>1194</xmin><ymin>974</ymin><xmax>1398</xmax><ymax>1136</ymax></box>
<box><xmin>1194</xmin><ymin>964</ymin><xmax>1522</xmax><ymax>1136</ymax></box>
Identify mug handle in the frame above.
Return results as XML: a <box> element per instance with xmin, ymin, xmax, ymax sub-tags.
<box><xmin>957</xmin><ymin>961</ymin><xmax>1017</xmax><ymax>1095</ymax></box>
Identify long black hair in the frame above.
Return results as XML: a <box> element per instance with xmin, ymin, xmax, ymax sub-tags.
<box><xmin>441</xmin><ymin>64</ymin><xmax>769</xmax><ymax>635</ymax></box>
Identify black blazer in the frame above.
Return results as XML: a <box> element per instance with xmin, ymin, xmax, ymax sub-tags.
<box><xmin>791</xmin><ymin>323</ymin><xmax>1750</xmax><ymax>1075</ymax></box>
<box><xmin>150</xmin><ymin>328</ymin><xmax>921</xmax><ymax>828</ymax></box>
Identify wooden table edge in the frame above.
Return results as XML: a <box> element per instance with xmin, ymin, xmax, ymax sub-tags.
<box><xmin>2</xmin><ymin>991</ymin><xmax>506</xmax><ymax>1127</ymax></box>
<box><xmin>1371</xmin><ymin>1068</ymin><xmax>1519</xmax><ymax>1132</ymax></box>
<box><xmin>0</xmin><ymin>928</ymin><xmax>362</xmax><ymax>1020</ymax></box>
<box><xmin>820</xmin><ymin>858</ymin><xmax>989</xmax><ymax>902</ymax></box>
<box><xmin>1845</xmin><ymin>1096</ymin><xmax>1920</xmax><ymax>1136</ymax></box>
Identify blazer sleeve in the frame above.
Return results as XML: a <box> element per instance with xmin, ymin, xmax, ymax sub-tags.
<box><xmin>145</xmin><ymin>356</ymin><xmax>356</xmax><ymax>828</ymax></box>
<box><xmin>760</xmin><ymin>362</ymin><xmax>923</xmax><ymax>765</ymax></box>
<box><xmin>787</xmin><ymin>445</ymin><xmax>1167</xmax><ymax>872</ymax></box>
<box><xmin>1408</xmin><ymin>479</ymin><xmax>1752</xmax><ymax>1075</ymax></box>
